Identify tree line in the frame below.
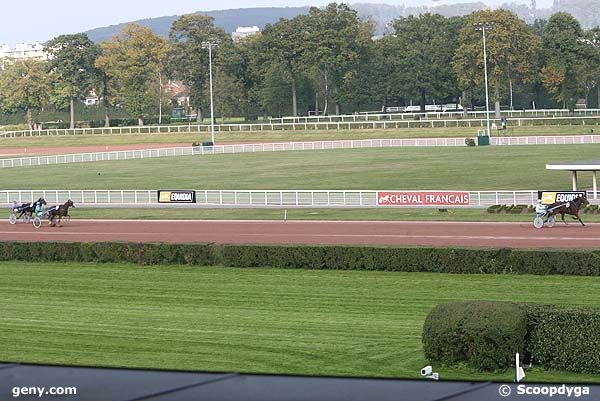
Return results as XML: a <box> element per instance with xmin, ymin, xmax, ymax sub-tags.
<box><xmin>1</xmin><ymin>3</ymin><xmax>599</xmax><ymax>130</ymax></box>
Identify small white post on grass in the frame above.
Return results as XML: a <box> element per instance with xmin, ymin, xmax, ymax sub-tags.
<box><xmin>515</xmin><ymin>353</ymin><xmax>526</xmax><ymax>383</ymax></box>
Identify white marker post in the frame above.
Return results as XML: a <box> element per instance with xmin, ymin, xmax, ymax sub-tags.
<box><xmin>515</xmin><ymin>353</ymin><xmax>526</xmax><ymax>382</ymax></box>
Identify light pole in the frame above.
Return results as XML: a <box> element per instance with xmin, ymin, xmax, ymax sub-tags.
<box><xmin>201</xmin><ymin>41</ymin><xmax>218</xmax><ymax>145</ymax></box>
<box><xmin>473</xmin><ymin>23</ymin><xmax>494</xmax><ymax>137</ymax></box>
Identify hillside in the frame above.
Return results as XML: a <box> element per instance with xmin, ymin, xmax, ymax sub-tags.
<box><xmin>83</xmin><ymin>1</ymin><xmax>599</xmax><ymax>42</ymax></box>
<box><xmin>85</xmin><ymin>7</ymin><xmax>310</xmax><ymax>42</ymax></box>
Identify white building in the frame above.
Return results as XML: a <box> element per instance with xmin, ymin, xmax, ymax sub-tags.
<box><xmin>231</xmin><ymin>26</ymin><xmax>261</xmax><ymax>42</ymax></box>
<box><xmin>0</xmin><ymin>42</ymin><xmax>48</xmax><ymax>62</ymax></box>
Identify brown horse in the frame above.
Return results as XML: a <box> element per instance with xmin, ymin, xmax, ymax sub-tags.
<box><xmin>48</xmin><ymin>199</ymin><xmax>75</xmax><ymax>227</ymax></box>
<box><xmin>547</xmin><ymin>195</ymin><xmax>589</xmax><ymax>226</ymax></box>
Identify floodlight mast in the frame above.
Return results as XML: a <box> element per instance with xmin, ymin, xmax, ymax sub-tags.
<box><xmin>473</xmin><ymin>23</ymin><xmax>494</xmax><ymax>138</ymax></box>
<box><xmin>201</xmin><ymin>41</ymin><xmax>218</xmax><ymax>145</ymax></box>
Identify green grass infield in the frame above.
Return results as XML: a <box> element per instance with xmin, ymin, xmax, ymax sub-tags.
<box><xmin>1</xmin><ymin>262</ymin><xmax>599</xmax><ymax>383</ymax></box>
<box><xmin>0</xmin><ymin>125</ymin><xmax>596</xmax><ymax>149</ymax></box>
<box><xmin>2</xmin><ymin>145</ymin><xmax>600</xmax><ymax>191</ymax></box>
<box><xmin>64</xmin><ymin>207</ymin><xmax>600</xmax><ymax>223</ymax></box>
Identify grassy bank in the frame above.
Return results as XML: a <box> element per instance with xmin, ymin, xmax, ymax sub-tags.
<box><xmin>1</xmin><ymin>262</ymin><xmax>599</xmax><ymax>382</ymax></box>
<box><xmin>1</xmin><ymin>145</ymin><xmax>599</xmax><ymax>190</ymax></box>
<box><xmin>0</xmin><ymin>125</ymin><xmax>595</xmax><ymax>149</ymax></box>
<box><xmin>58</xmin><ymin>206</ymin><xmax>600</xmax><ymax>223</ymax></box>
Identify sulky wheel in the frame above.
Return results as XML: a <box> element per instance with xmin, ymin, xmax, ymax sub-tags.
<box><xmin>547</xmin><ymin>216</ymin><xmax>556</xmax><ymax>228</ymax></box>
<box><xmin>32</xmin><ymin>217</ymin><xmax>42</xmax><ymax>229</ymax></box>
<box><xmin>533</xmin><ymin>216</ymin><xmax>544</xmax><ymax>229</ymax></box>
<box><xmin>23</xmin><ymin>212</ymin><xmax>31</xmax><ymax>224</ymax></box>
<box><xmin>9</xmin><ymin>213</ymin><xmax>17</xmax><ymax>225</ymax></box>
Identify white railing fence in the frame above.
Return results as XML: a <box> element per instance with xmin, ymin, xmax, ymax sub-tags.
<box><xmin>2</xmin><ymin>135</ymin><xmax>600</xmax><ymax>170</ymax></box>
<box><xmin>270</xmin><ymin>108</ymin><xmax>600</xmax><ymax>124</ymax></box>
<box><xmin>491</xmin><ymin>135</ymin><xmax>600</xmax><ymax>145</ymax></box>
<box><xmin>2</xmin><ymin>190</ymin><xmax>599</xmax><ymax>208</ymax></box>
<box><xmin>0</xmin><ymin>138</ymin><xmax>468</xmax><ymax>169</ymax></box>
<box><xmin>2</xmin><ymin>115</ymin><xmax>600</xmax><ymax>138</ymax></box>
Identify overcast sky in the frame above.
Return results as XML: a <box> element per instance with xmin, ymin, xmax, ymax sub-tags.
<box><xmin>2</xmin><ymin>0</ymin><xmax>545</xmax><ymax>45</ymax></box>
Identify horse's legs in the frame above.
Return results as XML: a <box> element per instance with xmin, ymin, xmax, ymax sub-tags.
<box><xmin>561</xmin><ymin>213</ymin><xmax>568</xmax><ymax>225</ymax></box>
<box><xmin>576</xmin><ymin>214</ymin><xmax>585</xmax><ymax>226</ymax></box>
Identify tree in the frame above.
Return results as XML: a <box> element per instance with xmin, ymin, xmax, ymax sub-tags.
<box><xmin>260</xmin><ymin>15</ymin><xmax>311</xmax><ymax>116</ymax></box>
<box><xmin>454</xmin><ymin>10</ymin><xmax>541</xmax><ymax>116</ymax></box>
<box><xmin>540</xmin><ymin>13</ymin><xmax>588</xmax><ymax>111</ymax></box>
<box><xmin>304</xmin><ymin>3</ymin><xmax>373</xmax><ymax>115</ymax></box>
<box><xmin>46</xmin><ymin>34</ymin><xmax>100</xmax><ymax>129</ymax></box>
<box><xmin>96</xmin><ymin>24</ymin><xmax>170</xmax><ymax>126</ymax></box>
<box><xmin>390</xmin><ymin>14</ymin><xmax>463</xmax><ymax>112</ymax></box>
<box><xmin>0</xmin><ymin>60</ymin><xmax>51</xmax><ymax>129</ymax></box>
<box><xmin>169</xmin><ymin>14</ymin><xmax>230</xmax><ymax>123</ymax></box>
<box><xmin>578</xmin><ymin>27</ymin><xmax>600</xmax><ymax>108</ymax></box>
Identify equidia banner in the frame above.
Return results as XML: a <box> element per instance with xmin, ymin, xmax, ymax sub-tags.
<box><xmin>377</xmin><ymin>191</ymin><xmax>470</xmax><ymax>206</ymax></box>
<box><xmin>157</xmin><ymin>190</ymin><xmax>196</xmax><ymax>203</ymax></box>
<box><xmin>537</xmin><ymin>191</ymin><xmax>586</xmax><ymax>205</ymax></box>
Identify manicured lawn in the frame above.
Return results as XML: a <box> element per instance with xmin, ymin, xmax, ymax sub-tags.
<box><xmin>1</xmin><ymin>144</ymin><xmax>599</xmax><ymax>190</ymax></box>
<box><xmin>68</xmin><ymin>207</ymin><xmax>600</xmax><ymax>223</ymax></box>
<box><xmin>0</xmin><ymin>125</ymin><xmax>595</xmax><ymax>149</ymax></box>
<box><xmin>1</xmin><ymin>262</ymin><xmax>599</xmax><ymax>382</ymax></box>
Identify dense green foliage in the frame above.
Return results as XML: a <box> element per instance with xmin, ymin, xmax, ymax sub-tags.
<box><xmin>0</xmin><ymin>241</ymin><xmax>599</xmax><ymax>276</ymax></box>
<box><xmin>2</xmin><ymin>6</ymin><xmax>600</xmax><ymax>128</ymax></box>
<box><xmin>423</xmin><ymin>301</ymin><xmax>600</xmax><ymax>374</ymax></box>
<box><xmin>526</xmin><ymin>304</ymin><xmax>600</xmax><ymax>374</ymax></box>
<box><xmin>423</xmin><ymin>301</ymin><xmax>528</xmax><ymax>371</ymax></box>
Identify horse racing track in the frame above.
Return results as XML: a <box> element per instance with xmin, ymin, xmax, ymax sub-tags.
<box><xmin>1</xmin><ymin>219</ymin><xmax>599</xmax><ymax>248</ymax></box>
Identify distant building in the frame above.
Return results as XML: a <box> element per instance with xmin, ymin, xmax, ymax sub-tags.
<box><xmin>84</xmin><ymin>90</ymin><xmax>100</xmax><ymax>106</ymax></box>
<box><xmin>163</xmin><ymin>80</ymin><xmax>190</xmax><ymax>111</ymax></box>
<box><xmin>231</xmin><ymin>26</ymin><xmax>261</xmax><ymax>42</ymax></box>
<box><xmin>0</xmin><ymin>42</ymin><xmax>48</xmax><ymax>62</ymax></box>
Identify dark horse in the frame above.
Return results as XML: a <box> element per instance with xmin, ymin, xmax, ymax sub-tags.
<box><xmin>47</xmin><ymin>199</ymin><xmax>75</xmax><ymax>227</ymax></box>
<box><xmin>547</xmin><ymin>195</ymin><xmax>589</xmax><ymax>226</ymax></box>
<box><xmin>15</xmin><ymin>197</ymin><xmax>46</xmax><ymax>219</ymax></box>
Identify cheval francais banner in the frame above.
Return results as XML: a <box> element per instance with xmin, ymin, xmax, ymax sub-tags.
<box><xmin>377</xmin><ymin>191</ymin><xmax>470</xmax><ymax>207</ymax></box>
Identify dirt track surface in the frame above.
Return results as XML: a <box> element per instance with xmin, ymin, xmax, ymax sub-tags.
<box><xmin>1</xmin><ymin>220</ymin><xmax>599</xmax><ymax>249</ymax></box>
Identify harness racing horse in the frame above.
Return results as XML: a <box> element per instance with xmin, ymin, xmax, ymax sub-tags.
<box><xmin>16</xmin><ymin>198</ymin><xmax>46</xmax><ymax>219</ymax></box>
<box><xmin>547</xmin><ymin>196</ymin><xmax>589</xmax><ymax>226</ymax></box>
<box><xmin>47</xmin><ymin>200</ymin><xmax>75</xmax><ymax>227</ymax></box>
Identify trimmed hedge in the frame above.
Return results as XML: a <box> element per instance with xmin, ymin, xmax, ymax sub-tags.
<box><xmin>1</xmin><ymin>242</ymin><xmax>600</xmax><ymax>276</ymax></box>
<box><xmin>487</xmin><ymin>204</ymin><xmax>600</xmax><ymax>214</ymax></box>
<box><xmin>423</xmin><ymin>301</ymin><xmax>600</xmax><ymax>374</ymax></box>
<box><xmin>423</xmin><ymin>301</ymin><xmax>527</xmax><ymax>371</ymax></box>
<box><xmin>525</xmin><ymin>304</ymin><xmax>600</xmax><ymax>374</ymax></box>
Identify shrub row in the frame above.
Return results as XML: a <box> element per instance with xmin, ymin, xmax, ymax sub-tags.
<box><xmin>487</xmin><ymin>205</ymin><xmax>534</xmax><ymax>214</ymax></box>
<box><xmin>487</xmin><ymin>204</ymin><xmax>600</xmax><ymax>214</ymax></box>
<box><xmin>1</xmin><ymin>242</ymin><xmax>600</xmax><ymax>276</ymax></box>
<box><xmin>526</xmin><ymin>304</ymin><xmax>600</xmax><ymax>374</ymax></box>
<box><xmin>423</xmin><ymin>301</ymin><xmax>527</xmax><ymax>371</ymax></box>
<box><xmin>423</xmin><ymin>301</ymin><xmax>600</xmax><ymax>374</ymax></box>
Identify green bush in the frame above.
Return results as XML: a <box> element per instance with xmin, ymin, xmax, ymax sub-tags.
<box><xmin>525</xmin><ymin>304</ymin><xmax>600</xmax><ymax>374</ymax></box>
<box><xmin>423</xmin><ymin>301</ymin><xmax>527</xmax><ymax>371</ymax></box>
<box><xmin>423</xmin><ymin>302</ymin><xmax>600</xmax><ymax>374</ymax></box>
<box><xmin>0</xmin><ymin>242</ymin><xmax>599</xmax><ymax>276</ymax></box>
<box><xmin>487</xmin><ymin>205</ymin><xmax>534</xmax><ymax>214</ymax></box>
